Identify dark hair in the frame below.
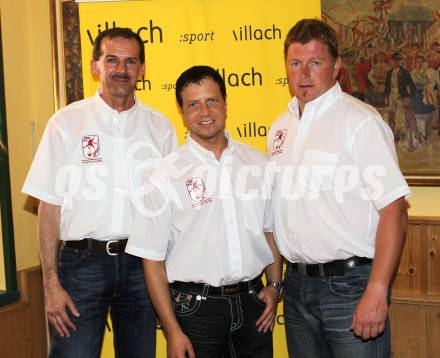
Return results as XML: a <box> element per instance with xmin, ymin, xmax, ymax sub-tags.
<box><xmin>284</xmin><ymin>19</ymin><xmax>339</xmax><ymax>59</ymax></box>
<box><xmin>175</xmin><ymin>66</ymin><xmax>226</xmax><ymax>107</ymax></box>
<box><xmin>391</xmin><ymin>52</ymin><xmax>402</xmax><ymax>61</ymax></box>
<box><xmin>92</xmin><ymin>27</ymin><xmax>145</xmax><ymax>63</ymax></box>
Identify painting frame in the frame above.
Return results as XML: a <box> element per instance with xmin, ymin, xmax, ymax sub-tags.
<box><xmin>50</xmin><ymin>0</ymin><xmax>84</xmax><ymax>110</ymax></box>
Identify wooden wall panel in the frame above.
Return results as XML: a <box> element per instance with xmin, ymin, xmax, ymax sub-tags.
<box><xmin>390</xmin><ymin>217</ymin><xmax>440</xmax><ymax>358</ymax></box>
<box><xmin>393</xmin><ymin>220</ymin><xmax>440</xmax><ymax>300</ymax></box>
<box><xmin>0</xmin><ymin>266</ymin><xmax>46</xmax><ymax>358</ymax></box>
<box><xmin>393</xmin><ymin>223</ymin><xmax>426</xmax><ymax>296</ymax></box>
<box><xmin>389</xmin><ymin>302</ymin><xmax>427</xmax><ymax>358</ymax></box>
<box><xmin>427</xmin><ymin>225</ymin><xmax>440</xmax><ymax>297</ymax></box>
<box><xmin>427</xmin><ymin>307</ymin><xmax>440</xmax><ymax>358</ymax></box>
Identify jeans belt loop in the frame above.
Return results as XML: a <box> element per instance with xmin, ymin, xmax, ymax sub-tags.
<box><xmin>247</xmin><ymin>280</ymin><xmax>253</xmax><ymax>294</ymax></box>
<box><xmin>87</xmin><ymin>238</ymin><xmax>93</xmax><ymax>255</ymax></box>
<box><xmin>297</xmin><ymin>263</ymin><xmax>307</xmax><ymax>276</ymax></box>
<box><xmin>201</xmin><ymin>284</ymin><xmax>209</xmax><ymax>300</ymax></box>
<box><xmin>318</xmin><ymin>263</ymin><xmax>325</xmax><ymax>277</ymax></box>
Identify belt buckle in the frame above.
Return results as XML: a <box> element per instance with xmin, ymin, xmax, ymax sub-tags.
<box><xmin>106</xmin><ymin>240</ymin><xmax>119</xmax><ymax>256</ymax></box>
<box><xmin>222</xmin><ymin>284</ymin><xmax>239</xmax><ymax>296</ymax></box>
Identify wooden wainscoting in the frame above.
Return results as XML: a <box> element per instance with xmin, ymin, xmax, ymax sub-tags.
<box><xmin>390</xmin><ymin>217</ymin><xmax>440</xmax><ymax>358</ymax></box>
<box><xmin>0</xmin><ymin>266</ymin><xmax>47</xmax><ymax>358</ymax></box>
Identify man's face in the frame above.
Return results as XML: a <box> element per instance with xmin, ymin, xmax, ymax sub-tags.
<box><xmin>180</xmin><ymin>77</ymin><xmax>226</xmax><ymax>146</ymax></box>
<box><xmin>365</xmin><ymin>45</ymin><xmax>374</xmax><ymax>58</ymax></box>
<box><xmin>427</xmin><ymin>52</ymin><xmax>439</xmax><ymax>68</ymax></box>
<box><xmin>286</xmin><ymin>40</ymin><xmax>341</xmax><ymax>112</ymax></box>
<box><xmin>391</xmin><ymin>58</ymin><xmax>401</xmax><ymax>69</ymax></box>
<box><xmin>91</xmin><ymin>36</ymin><xmax>144</xmax><ymax>101</ymax></box>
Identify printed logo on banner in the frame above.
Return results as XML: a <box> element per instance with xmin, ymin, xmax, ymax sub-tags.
<box><xmin>272</xmin><ymin>129</ymin><xmax>287</xmax><ymax>156</ymax></box>
<box><xmin>82</xmin><ymin>135</ymin><xmax>102</xmax><ymax>163</ymax></box>
<box><xmin>186</xmin><ymin>177</ymin><xmax>213</xmax><ymax>208</ymax></box>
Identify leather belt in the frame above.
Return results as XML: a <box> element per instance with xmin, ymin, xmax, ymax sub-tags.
<box><xmin>289</xmin><ymin>256</ymin><xmax>372</xmax><ymax>277</ymax></box>
<box><xmin>170</xmin><ymin>276</ymin><xmax>261</xmax><ymax>297</ymax></box>
<box><xmin>63</xmin><ymin>238</ymin><xmax>128</xmax><ymax>256</ymax></box>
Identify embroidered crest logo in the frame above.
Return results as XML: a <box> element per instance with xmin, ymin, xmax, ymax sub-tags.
<box><xmin>272</xmin><ymin>129</ymin><xmax>287</xmax><ymax>155</ymax></box>
<box><xmin>82</xmin><ymin>135</ymin><xmax>102</xmax><ymax>163</ymax></box>
<box><xmin>186</xmin><ymin>177</ymin><xmax>213</xmax><ymax>208</ymax></box>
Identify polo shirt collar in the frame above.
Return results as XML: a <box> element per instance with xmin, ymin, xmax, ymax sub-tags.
<box><xmin>186</xmin><ymin>130</ymin><xmax>235</xmax><ymax>162</ymax></box>
<box><xmin>288</xmin><ymin>82</ymin><xmax>342</xmax><ymax>120</ymax></box>
<box><xmin>93</xmin><ymin>89</ymin><xmax>138</xmax><ymax>126</ymax></box>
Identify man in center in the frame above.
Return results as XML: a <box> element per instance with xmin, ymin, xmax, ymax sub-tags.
<box><xmin>126</xmin><ymin>65</ymin><xmax>282</xmax><ymax>358</ymax></box>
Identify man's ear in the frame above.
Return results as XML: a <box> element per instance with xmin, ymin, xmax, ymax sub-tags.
<box><xmin>91</xmin><ymin>59</ymin><xmax>100</xmax><ymax>79</ymax></box>
<box><xmin>333</xmin><ymin>57</ymin><xmax>342</xmax><ymax>79</ymax></box>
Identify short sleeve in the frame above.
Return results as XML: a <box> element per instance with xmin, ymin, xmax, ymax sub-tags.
<box><xmin>21</xmin><ymin>117</ymin><xmax>67</xmax><ymax>205</ymax></box>
<box><xmin>352</xmin><ymin>114</ymin><xmax>410</xmax><ymax>210</ymax></box>
<box><xmin>125</xmin><ymin>177</ymin><xmax>172</xmax><ymax>260</ymax></box>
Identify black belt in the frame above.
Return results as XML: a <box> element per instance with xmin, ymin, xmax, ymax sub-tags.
<box><xmin>170</xmin><ymin>276</ymin><xmax>261</xmax><ymax>297</ymax></box>
<box><xmin>289</xmin><ymin>256</ymin><xmax>372</xmax><ymax>277</ymax></box>
<box><xmin>63</xmin><ymin>238</ymin><xmax>128</xmax><ymax>256</ymax></box>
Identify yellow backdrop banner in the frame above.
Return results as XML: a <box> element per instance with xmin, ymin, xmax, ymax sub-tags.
<box><xmin>78</xmin><ymin>1</ymin><xmax>320</xmax><ymax>356</ymax></box>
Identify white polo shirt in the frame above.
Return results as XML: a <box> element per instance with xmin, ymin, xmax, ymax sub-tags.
<box><xmin>268</xmin><ymin>83</ymin><xmax>410</xmax><ymax>264</ymax></box>
<box><xmin>22</xmin><ymin>91</ymin><xmax>178</xmax><ymax>241</ymax></box>
<box><xmin>126</xmin><ymin>132</ymin><xmax>274</xmax><ymax>286</ymax></box>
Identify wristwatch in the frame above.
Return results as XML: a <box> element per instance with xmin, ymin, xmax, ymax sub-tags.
<box><xmin>266</xmin><ymin>281</ymin><xmax>282</xmax><ymax>290</ymax></box>
<box><xmin>266</xmin><ymin>281</ymin><xmax>283</xmax><ymax>299</ymax></box>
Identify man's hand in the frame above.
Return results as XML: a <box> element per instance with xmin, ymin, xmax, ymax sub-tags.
<box><xmin>167</xmin><ymin>329</ymin><xmax>195</xmax><ymax>358</ymax></box>
<box><xmin>255</xmin><ymin>287</ymin><xmax>279</xmax><ymax>333</ymax></box>
<box><xmin>45</xmin><ymin>282</ymin><xmax>80</xmax><ymax>337</ymax></box>
<box><xmin>351</xmin><ymin>285</ymin><xmax>388</xmax><ymax>340</ymax></box>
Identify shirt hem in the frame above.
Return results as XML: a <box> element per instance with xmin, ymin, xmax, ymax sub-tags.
<box><xmin>375</xmin><ymin>185</ymin><xmax>411</xmax><ymax>210</ymax></box>
<box><xmin>21</xmin><ymin>185</ymin><xmax>63</xmax><ymax>206</ymax></box>
<box><xmin>125</xmin><ymin>245</ymin><xmax>166</xmax><ymax>261</ymax></box>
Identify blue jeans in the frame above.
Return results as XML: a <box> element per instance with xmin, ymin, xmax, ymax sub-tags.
<box><xmin>49</xmin><ymin>246</ymin><xmax>156</xmax><ymax>358</ymax></box>
<box><xmin>172</xmin><ymin>279</ymin><xmax>273</xmax><ymax>358</ymax></box>
<box><xmin>283</xmin><ymin>263</ymin><xmax>390</xmax><ymax>358</ymax></box>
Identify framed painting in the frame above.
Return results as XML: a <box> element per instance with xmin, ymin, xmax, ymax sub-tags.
<box><xmin>50</xmin><ymin>0</ymin><xmax>84</xmax><ymax>109</ymax></box>
<box><xmin>322</xmin><ymin>0</ymin><xmax>440</xmax><ymax>185</ymax></box>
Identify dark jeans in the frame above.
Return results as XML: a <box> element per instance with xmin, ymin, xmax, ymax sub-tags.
<box><xmin>172</xmin><ymin>280</ymin><xmax>273</xmax><ymax>358</ymax></box>
<box><xmin>49</xmin><ymin>246</ymin><xmax>156</xmax><ymax>358</ymax></box>
<box><xmin>283</xmin><ymin>263</ymin><xmax>390</xmax><ymax>358</ymax></box>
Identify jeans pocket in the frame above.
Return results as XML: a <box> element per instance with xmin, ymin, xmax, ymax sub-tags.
<box><xmin>171</xmin><ymin>289</ymin><xmax>202</xmax><ymax>317</ymax></box>
<box><xmin>250</xmin><ymin>290</ymin><xmax>266</xmax><ymax>307</ymax></box>
<box><xmin>328</xmin><ymin>274</ymin><xmax>368</xmax><ymax>298</ymax></box>
<box><xmin>58</xmin><ymin>246</ymin><xmax>87</xmax><ymax>267</ymax></box>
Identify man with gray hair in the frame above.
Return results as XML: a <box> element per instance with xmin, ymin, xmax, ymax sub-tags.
<box><xmin>22</xmin><ymin>27</ymin><xmax>177</xmax><ymax>357</ymax></box>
